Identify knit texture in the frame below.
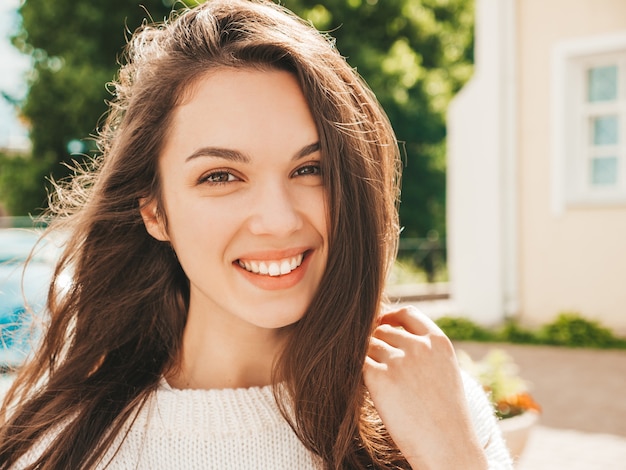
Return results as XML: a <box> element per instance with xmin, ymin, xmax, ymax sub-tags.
<box><xmin>17</xmin><ymin>371</ymin><xmax>513</xmax><ymax>469</ymax></box>
<box><xmin>95</xmin><ymin>382</ymin><xmax>321</xmax><ymax>469</ymax></box>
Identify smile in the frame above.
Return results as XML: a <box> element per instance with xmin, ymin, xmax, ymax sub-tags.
<box><xmin>237</xmin><ymin>253</ymin><xmax>304</xmax><ymax>277</ymax></box>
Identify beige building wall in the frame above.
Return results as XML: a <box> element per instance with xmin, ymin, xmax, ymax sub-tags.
<box><xmin>518</xmin><ymin>0</ymin><xmax>626</xmax><ymax>333</ymax></box>
<box><xmin>447</xmin><ymin>0</ymin><xmax>517</xmax><ymax>326</ymax></box>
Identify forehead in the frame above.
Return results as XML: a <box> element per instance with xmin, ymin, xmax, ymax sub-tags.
<box><xmin>161</xmin><ymin>68</ymin><xmax>319</xmax><ymax>160</ymax></box>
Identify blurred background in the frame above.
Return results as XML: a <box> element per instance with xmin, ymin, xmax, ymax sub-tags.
<box><xmin>0</xmin><ymin>0</ymin><xmax>625</xmax><ymax>467</ymax></box>
<box><xmin>0</xmin><ymin>0</ymin><xmax>29</xmax><ymax>158</ymax></box>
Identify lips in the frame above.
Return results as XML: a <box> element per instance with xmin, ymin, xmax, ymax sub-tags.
<box><xmin>237</xmin><ymin>253</ymin><xmax>305</xmax><ymax>277</ymax></box>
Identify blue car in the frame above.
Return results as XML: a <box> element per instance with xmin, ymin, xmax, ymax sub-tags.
<box><xmin>0</xmin><ymin>229</ymin><xmax>62</xmax><ymax>368</ymax></box>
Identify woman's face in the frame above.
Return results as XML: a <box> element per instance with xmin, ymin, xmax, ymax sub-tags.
<box><xmin>141</xmin><ymin>68</ymin><xmax>328</xmax><ymax>330</ymax></box>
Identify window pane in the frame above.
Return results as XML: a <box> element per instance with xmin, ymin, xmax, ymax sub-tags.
<box><xmin>588</xmin><ymin>65</ymin><xmax>618</xmax><ymax>102</ymax></box>
<box><xmin>591</xmin><ymin>156</ymin><xmax>618</xmax><ymax>186</ymax></box>
<box><xmin>592</xmin><ymin>115</ymin><xmax>619</xmax><ymax>145</ymax></box>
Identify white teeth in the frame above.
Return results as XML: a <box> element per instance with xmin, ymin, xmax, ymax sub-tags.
<box><xmin>268</xmin><ymin>263</ymin><xmax>281</xmax><ymax>276</ymax></box>
<box><xmin>238</xmin><ymin>253</ymin><xmax>305</xmax><ymax>277</ymax></box>
<box><xmin>280</xmin><ymin>260</ymin><xmax>291</xmax><ymax>275</ymax></box>
<box><xmin>290</xmin><ymin>256</ymin><xmax>298</xmax><ymax>269</ymax></box>
<box><xmin>259</xmin><ymin>262</ymin><xmax>269</xmax><ymax>275</ymax></box>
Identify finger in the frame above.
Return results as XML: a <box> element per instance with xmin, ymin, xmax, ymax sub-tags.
<box><xmin>378</xmin><ymin>306</ymin><xmax>443</xmax><ymax>337</ymax></box>
<box><xmin>363</xmin><ymin>355</ymin><xmax>389</xmax><ymax>383</ymax></box>
<box><xmin>366</xmin><ymin>335</ymin><xmax>403</xmax><ymax>364</ymax></box>
<box><xmin>371</xmin><ymin>323</ymin><xmax>423</xmax><ymax>350</ymax></box>
<box><xmin>363</xmin><ymin>355</ymin><xmax>382</xmax><ymax>372</ymax></box>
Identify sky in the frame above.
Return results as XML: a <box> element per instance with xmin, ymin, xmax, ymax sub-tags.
<box><xmin>0</xmin><ymin>0</ymin><xmax>31</xmax><ymax>152</ymax></box>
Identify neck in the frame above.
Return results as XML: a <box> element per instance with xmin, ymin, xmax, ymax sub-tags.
<box><xmin>166</xmin><ymin>305</ymin><xmax>287</xmax><ymax>390</ymax></box>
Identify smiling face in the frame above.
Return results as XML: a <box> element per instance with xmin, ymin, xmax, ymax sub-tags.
<box><xmin>141</xmin><ymin>68</ymin><xmax>328</xmax><ymax>332</ymax></box>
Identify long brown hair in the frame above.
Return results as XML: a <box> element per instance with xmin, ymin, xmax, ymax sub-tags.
<box><xmin>0</xmin><ymin>1</ymin><xmax>403</xmax><ymax>468</ymax></box>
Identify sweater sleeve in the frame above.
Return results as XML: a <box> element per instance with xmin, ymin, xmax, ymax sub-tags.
<box><xmin>461</xmin><ymin>370</ymin><xmax>515</xmax><ymax>469</ymax></box>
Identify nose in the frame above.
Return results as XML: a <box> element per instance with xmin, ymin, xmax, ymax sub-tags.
<box><xmin>247</xmin><ymin>181</ymin><xmax>303</xmax><ymax>236</ymax></box>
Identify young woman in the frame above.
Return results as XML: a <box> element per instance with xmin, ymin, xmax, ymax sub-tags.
<box><xmin>0</xmin><ymin>1</ymin><xmax>513</xmax><ymax>468</ymax></box>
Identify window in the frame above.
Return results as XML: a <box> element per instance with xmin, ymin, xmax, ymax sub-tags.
<box><xmin>552</xmin><ymin>33</ymin><xmax>626</xmax><ymax>212</ymax></box>
<box><xmin>583</xmin><ymin>61</ymin><xmax>623</xmax><ymax>188</ymax></box>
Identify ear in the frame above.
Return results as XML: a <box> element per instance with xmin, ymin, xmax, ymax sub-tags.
<box><xmin>139</xmin><ymin>197</ymin><xmax>169</xmax><ymax>242</ymax></box>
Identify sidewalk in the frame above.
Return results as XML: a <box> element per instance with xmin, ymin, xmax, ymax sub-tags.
<box><xmin>516</xmin><ymin>426</ymin><xmax>626</xmax><ymax>470</ymax></box>
<box><xmin>454</xmin><ymin>341</ymin><xmax>626</xmax><ymax>469</ymax></box>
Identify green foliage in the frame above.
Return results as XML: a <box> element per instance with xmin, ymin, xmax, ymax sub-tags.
<box><xmin>499</xmin><ymin>320</ymin><xmax>538</xmax><ymax>345</ymax></box>
<box><xmin>282</xmin><ymin>0</ymin><xmax>475</xmax><ymax>237</ymax></box>
<box><xmin>457</xmin><ymin>349</ymin><xmax>524</xmax><ymax>403</ymax></box>
<box><xmin>435</xmin><ymin>316</ymin><xmax>490</xmax><ymax>341</ymax></box>
<box><xmin>7</xmin><ymin>0</ymin><xmax>475</xmax><ymax>236</ymax></box>
<box><xmin>7</xmin><ymin>0</ymin><xmax>179</xmax><ymax>215</ymax></box>
<box><xmin>539</xmin><ymin>312</ymin><xmax>622</xmax><ymax>349</ymax></box>
<box><xmin>457</xmin><ymin>348</ymin><xmax>541</xmax><ymax>419</ymax></box>
<box><xmin>0</xmin><ymin>152</ymin><xmax>54</xmax><ymax>215</ymax></box>
<box><xmin>389</xmin><ymin>258</ymin><xmax>429</xmax><ymax>285</ymax></box>
<box><xmin>436</xmin><ymin>312</ymin><xmax>626</xmax><ymax>349</ymax></box>
<box><xmin>396</xmin><ymin>234</ymin><xmax>448</xmax><ymax>283</ymax></box>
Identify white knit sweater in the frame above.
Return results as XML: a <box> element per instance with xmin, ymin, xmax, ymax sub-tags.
<box><xmin>18</xmin><ymin>372</ymin><xmax>513</xmax><ymax>469</ymax></box>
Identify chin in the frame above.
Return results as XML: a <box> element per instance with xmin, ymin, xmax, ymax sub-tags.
<box><xmin>250</xmin><ymin>308</ymin><xmax>308</xmax><ymax>330</ymax></box>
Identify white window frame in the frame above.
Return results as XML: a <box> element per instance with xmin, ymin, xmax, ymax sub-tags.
<box><xmin>552</xmin><ymin>32</ymin><xmax>626</xmax><ymax>214</ymax></box>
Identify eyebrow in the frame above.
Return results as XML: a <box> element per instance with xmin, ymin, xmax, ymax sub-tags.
<box><xmin>185</xmin><ymin>141</ymin><xmax>320</xmax><ymax>163</ymax></box>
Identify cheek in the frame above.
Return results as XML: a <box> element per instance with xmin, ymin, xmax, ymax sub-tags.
<box><xmin>159</xmin><ymin>200</ymin><xmax>209</xmax><ymax>252</ymax></box>
<box><xmin>298</xmin><ymin>188</ymin><xmax>329</xmax><ymax>253</ymax></box>
<box><xmin>168</xmin><ymin>207</ymin><xmax>237</xmax><ymax>247</ymax></box>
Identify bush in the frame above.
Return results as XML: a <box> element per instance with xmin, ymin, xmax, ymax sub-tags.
<box><xmin>499</xmin><ymin>320</ymin><xmax>538</xmax><ymax>345</ymax></box>
<box><xmin>539</xmin><ymin>312</ymin><xmax>619</xmax><ymax>348</ymax></box>
<box><xmin>435</xmin><ymin>316</ymin><xmax>493</xmax><ymax>341</ymax></box>
<box><xmin>435</xmin><ymin>313</ymin><xmax>626</xmax><ymax>349</ymax></box>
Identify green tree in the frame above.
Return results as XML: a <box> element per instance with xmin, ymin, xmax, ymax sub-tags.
<box><xmin>0</xmin><ymin>150</ymin><xmax>54</xmax><ymax>216</ymax></box>
<box><xmin>9</xmin><ymin>0</ymin><xmax>474</xmax><ymax>238</ymax></box>
<box><xmin>282</xmin><ymin>0</ymin><xmax>474</xmax><ymax>237</ymax></box>
<box><xmin>7</xmin><ymin>0</ymin><xmax>179</xmax><ymax>215</ymax></box>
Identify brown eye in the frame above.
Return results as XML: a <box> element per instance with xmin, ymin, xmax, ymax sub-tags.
<box><xmin>201</xmin><ymin>171</ymin><xmax>238</xmax><ymax>184</ymax></box>
<box><xmin>293</xmin><ymin>163</ymin><xmax>321</xmax><ymax>177</ymax></box>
